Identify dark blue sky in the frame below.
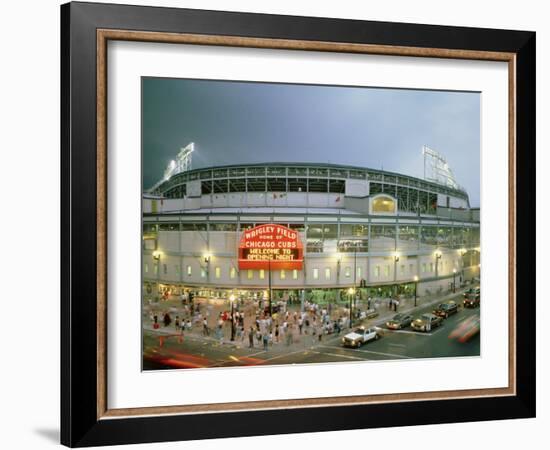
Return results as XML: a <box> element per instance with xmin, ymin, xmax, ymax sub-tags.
<box><xmin>142</xmin><ymin>78</ymin><xmax>480</xmax><ymax>206</ymax></box>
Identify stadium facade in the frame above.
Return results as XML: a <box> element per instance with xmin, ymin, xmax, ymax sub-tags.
<box><xmin>142</xmin><ymin>161</ymin><xmax>480</xmax><ymax>304</ymax></box>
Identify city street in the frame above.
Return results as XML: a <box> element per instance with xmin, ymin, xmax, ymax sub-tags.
<box><xmin>143</xmin><ymin>290</ymin><xmax>480</xmax><ymax>370</ymax></box>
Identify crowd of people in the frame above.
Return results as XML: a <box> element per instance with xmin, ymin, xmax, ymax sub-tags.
<box><xmin>147</xmin><ymin>289</ymin><xmax>409</xmax><ymax>350</ymax></box>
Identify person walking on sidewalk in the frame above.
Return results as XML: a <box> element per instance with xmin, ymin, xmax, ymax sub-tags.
<box><xmin>248</xmin><ymin>326</ymin><xmax>255</xmax><ymax>348</ymax></box>
<box><xmin>202</xmin><ymin>317</ymin><xmax>209</xmax><ymax>336</ymax></box>
<box><xmin>262</xmin><ymin>332</ymin><xmax>269</xmax><ymax>351</ymax></box>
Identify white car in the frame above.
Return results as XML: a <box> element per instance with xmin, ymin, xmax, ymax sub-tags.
<box><xmin>341</xmin><ymin>327</ymin><xmax>380</xmax><ymax>348</ymax></box>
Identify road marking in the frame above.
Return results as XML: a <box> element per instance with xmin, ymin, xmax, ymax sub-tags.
<box><xmin>388</xmin><ymin>343</ymin><xmax>406</xmax><ymax>348</ymax></box>
<box><xmin>309</xmin><ymin>350</ymin><xmax>366</xmax><ymax>361</ymax></box>
<box><xmin>319</xmin><ymin>345</ymin><xmax>412</xmax><ymax>359</ymax></box>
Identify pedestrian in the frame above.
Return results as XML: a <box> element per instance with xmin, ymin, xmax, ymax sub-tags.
<box><xmin>262</xmin><ymin>332</ymin><xmax>269</xmax><ymax>351</ymax></box>
<box><xmin>202</xmin><ymin>317</ymin><xmax>209</xmax><ymax>336</ymax></box>
<box><xmin>298</xmin><ymin>317</ymin><xmax>303</xmax><ymax>335</ymax></box>
<box><xmin>388</xmin><ymin>298</ymin><xmax>393</xmax><ymax>310</ymax></box>
<box><xmin>318</xmin><ymin>326</ymin><xmax>323</xmax><ymax>342</ymax></box>
<box><xmin>163</xmin><ymin>312</ymin><xmax>171</xmax><ymax>327</ymax></box>
<box><xmin>248</xmin><ymin>327</ymin><xmax>254</xmax><ymax>348</ymax></box>
<box><xmin>275</xmin><ymin>323</ymin><xmax>280</xmax><ymax>343</ymax></box>
<box><xmin>175</xmin><ymin>315</ymin><xmax>180</xmax><ymax>330</ymax></box>
<box><xmin>367</xmin><ymin>297</ymin><xmax>371</xmax><ymax>310</ymax></box>
<box><xmin>395</xmin><ymin>299</ymin><xmax>400</xmax><ymax>312</ymax></box>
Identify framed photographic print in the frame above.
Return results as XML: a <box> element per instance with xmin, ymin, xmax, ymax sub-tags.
<box><xmin>61</xmin><ymin>1</ymin><xmax>536</xmax><ymax>447</ymax></box>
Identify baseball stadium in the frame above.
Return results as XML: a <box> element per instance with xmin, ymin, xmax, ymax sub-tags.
<box><xmin>142</xmin><ymin>144</ymin><xmax>480</xmax><ymax>310</ymax></box>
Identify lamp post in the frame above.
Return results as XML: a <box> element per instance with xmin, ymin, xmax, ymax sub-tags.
<box><xmin>348</xmin><ymin>287</ymin><xmax>355</xmax><ymax>328</ymax></box>
<box><xmin>268</xmin><ymin>257</ymin><xmax>272</xmax><ymax>316</ymax></box>
<box><xmin>203</xmin><ymin>253</ymin><xmax>211</xmax><ymax>279</ymax></box>
<box><xmin>152</xmin><ymin>250</ymin><xmax>162</xmax><ymax>298</ymax></box>
<box><xmin>460</xmin><ymin>249</ymin><xmax>466</xmax><ymax>285</ymax></box>
<box><xmin>452</xmin><ymin>268</ymin><xmax>457</xmax><ymax>293</ymax></box>
<box><xmin>413</xmin><ymin>275</ymin><xmax>419</xmax><ymax>307</ymax></box>
<box><xmin>394</xmin><ymin>253</ymin><xmax>400</xmax><ymax>283</ymax></box>
<box><xmin>229</xmin><ymin>294</ymin><xmax>236</xmax><ymax>341</ymax></box>
<box><xmin>435</xmin><ymin>250</ymin><xmax>442</xmax><ymax>277</ymax></box>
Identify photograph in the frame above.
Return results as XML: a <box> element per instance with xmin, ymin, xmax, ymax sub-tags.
<box><xmin>141</xmin><ymin>78</ymin><xmax>481</xmax><ymax>370</ymax></box>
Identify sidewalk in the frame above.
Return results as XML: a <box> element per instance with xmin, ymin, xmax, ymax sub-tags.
<box><xmin>143</xmin><ymin>286</ymin><xmax>471</xmax><ymax>353</ymax></box>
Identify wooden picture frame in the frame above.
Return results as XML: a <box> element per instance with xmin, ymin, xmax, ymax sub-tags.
<box><xmin>61</xmin><ymin>1</ymin><xmax>535</xmax><ymax>447</ymax></box>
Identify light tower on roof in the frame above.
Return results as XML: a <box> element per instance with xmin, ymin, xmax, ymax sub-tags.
<box><xmin>422</xmin><ymin>145</ymin><xmax>460</xmax><ymax>190</ymax></box>
<box><xmin>148</xmin><ymin>142</ymin><xmax>195</xmax><ymax>193</ymax></box>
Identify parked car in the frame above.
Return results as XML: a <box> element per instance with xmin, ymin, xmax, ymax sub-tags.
<box><xmin>463</xmin><ymin>287</ymin><xmax>481</xmax><ymax>308</ymax></box>
<box><xmin>386</xmin><ymin>313</ymin><xmax>413</xmax><ymax>330</ymax></box>
<box><xmin>411</xmin><ymin>313</ymin><xmax>443</xmax><ymax>332</ymax></box>
<box><xmin>433</xmin><ymin>301</ymin><xmax>459</xmax><ymax>318</ymax></box>
<box><xmin>341</xmin><ymin>327</ymin><xmax>380</xmax><ymax>348</ymax></box>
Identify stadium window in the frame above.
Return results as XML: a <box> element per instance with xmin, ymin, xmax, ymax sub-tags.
<box><xmin>144</xmin><ymin>263</ymin><xmax>148</xmax><ymax>274</ymax></box>
<box><xmin>329</xmin><ymin>179</ymin><xmax>346</xmax><ymax>193</ymax></box>
<box><xmin>267</xmin><ymin>178</ymin><xmax>287</xmax><ymax>191</ymax></box>
<box><xmin>201</xmin><ymin>181</ymin><xmax>212</xmax><ymax>195</ymax></box>
<box><xmin>280</xmin><ymin>270</ymin><xmax>286</xmax><ymax>280</ymax></box>
<box><xmin>229</xmin><ymin>178</ymin><xmax>246</xmax><ymax>193</ymax></box>
<box><xmin>210</xmin><ymin>223</ymin><xmax>237</xmax><ymax>231</ymax></box>
<box><xmin>313</xmin><ymin>268</ymin><xmax>319</xmax><ymax>280</ymax></box>
<box><xmin>374</xmin><ymin>266</ymin><xmax>380</xmax><ymax>278</ymax></box>
<box><xmin>187</xmin><ymin>265</ymin><xmax>192</xmax><ymax>276</ymax></box>
<box><xmin>400</xmin><ymin>264</ymin><xmax>405</xmax><ymax>275</ymax></box>
<box><xmin>158</xmin><ymin>223</ymin><xmax>180</xmax><ymax>231</ymax></box>
<box><xmin>200</xmin><ymin>268</ymin><xmax>206</xmax><ymax>278</ymax></box>
<box><xmin>175</xmin><ymin>265</ymin><xmax>180</xmax><ymax>275</ymax></box>
<box><xmin>325</xmin><ymin>267</ymin><xmax>331</xmax><ymax>280</ymax></box>
<box><xmin>344</xmin><ymin>266</ymin><xmax>351</xmax><ymax>278</ymax></box>
<box><xmin>215</xmin><ymin>267</ymin><xmax>221</xmax><ymax>279</ymax></box>
<box><xmin>288</xmin><ymin>178</ymin><xmax>307</xmax><ymax>192</ymax></box>
<box><xmin>422</xmin><ymin>263</ymin><xmax>427</xmax><ymax>273</ymax></box>
<box><xmin>430</xmin><ymin>263</ymin><xmax>434</xmax><ymax>272</ymax></box>
<box><xmin>357</xmin><ymin>266</ymin><xmax>362</xmax><ymax>279</ymax></box>
<box><xmin>384</xmin><ymin>265</ymin><xmax>390</xmax><ymax>277</ymax></box>
<box><xmin>259</xmin><ymin>269</ymin><xmax>265</xmax><ymax>280</ymax></box>
<box><xmin>308</xmin><ymin>178</ymin><xmax>328</xmax><ymax>193</ymax></box>
<box><xmin>293</xmin><ymin>269</ymin><xmax>298</xmax><ymax>280</ymax></box>
<box><xmin>230</xmin><ymin>267</ymin><xmax>236</xmax><ymax>279</ymax></box>
<box><xmin>246</xmin><ymin>178</ymin><xmax>266</xmax><ymax>192</ymax></box>
<box><xmin>247</xmin><ymin>270</ymin><xmax>253</xmax><ymax>280</ymax></box>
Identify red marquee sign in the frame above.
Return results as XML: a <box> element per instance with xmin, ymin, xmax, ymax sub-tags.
<box><xmin>238</xmin><ymin>224</ymin><xmax>303</xmax><ymax>270</ymax></box>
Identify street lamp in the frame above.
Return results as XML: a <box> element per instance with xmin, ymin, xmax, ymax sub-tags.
<box><xmin>435</xmin><ymin>250</ymin><xmax>442</xmax><ymax>277</ymax></box>
<box><xmin>348</xmin><ymin>287</ymin><xmax>355</xmax><ymax>328</ymax></box>
<box><xmin>336</xmin><ymin>253</ymin><xmax>342</xmax><ymax>284</ymax></box>
<box><xmin>229</xmin><ymin>294</ymin><xmax>236</xmax><ymax>341</ymax></box>
<box><xmin>152</xmin><ymin>250</ymin><xmax>162</xmax><ymax>298</ymax></box>
<box><xmin>413</xmin><ymin>275</ymin><xmax>419</xmax><ymax>307</ymax></box>
<box><xmin>452</xmin><ymin>268</ymin><xmax>457</xmax><ymax>293</ymax></box>
<box><xmin>203</xmin><ymin>252</ymin><xmax>211</xmax><ymax>283</ymax></box>
<box><xmin>393</xmin><ymin>253</ymin><xmax>400</xmax><ymax>283</ymax></box>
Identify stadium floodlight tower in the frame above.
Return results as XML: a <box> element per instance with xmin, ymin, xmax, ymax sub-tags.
<box><xmin>164</xmin><ymin>142</ymin><xmax>194</xmax><ymax>179</ymax></box>
<box><xmin>148</xmin><ymin>142</ymin><xmax>194</xmax><ymax>193</ymax></box>
<box><xmin>422</xmin><ymin>145</ymin><xmax>460</xmax><ymax>189</ymax></box>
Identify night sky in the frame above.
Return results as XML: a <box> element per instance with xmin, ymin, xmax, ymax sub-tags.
<box><xmin>142</xmin><ymin>78</ymin><xmax>480</xmax><ymax>206</ymax></box>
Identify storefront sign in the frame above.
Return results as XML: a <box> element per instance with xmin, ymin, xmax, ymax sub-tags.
<box><xmin>238</xmin><ymin>224</ymin><xmax>303</xmax><ymax>270</ymax></box>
